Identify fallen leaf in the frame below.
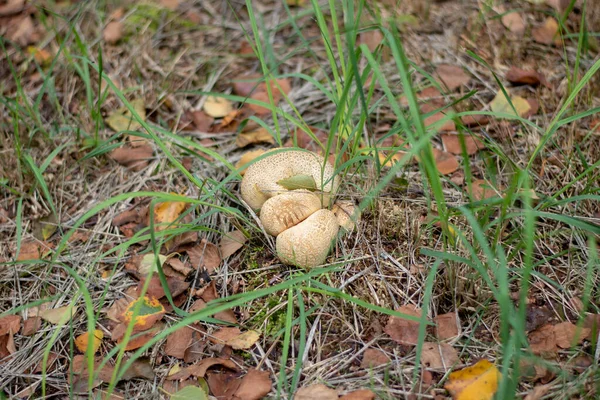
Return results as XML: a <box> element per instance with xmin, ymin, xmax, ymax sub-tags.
<box><xmin>505</xmin><ymin>67</ymin><xmax>548</xmax><ymax>87</ymax></box>
<box><xmin>121</xmin><ymin>295</ymin><xmax>165</xmax><ymax>331</ymax></box>
<box><xmin>105</xmin><ymin>298</ymin><xmax>130</xmax><ymax>323</ymax></box>
<box><xmin>118</xmin><ymin>323</ymin><xmax>163</xmax><ymax>351</ymax></box>
<box><xmin>339</xmin><ymin>389</ymin><xmax>376</xmax><ymax>400</ymax></box>
<box><xmin>0</xmin><ymin>330</ymin><xmax>16</xmax><ymax>361</ymax></box>
<box><xmin>28</xmin><ymin>45</ymin><xmax>51</xmax><ymax>66</ymax></box>
<box><xmin>441</xmin><ymin>134</ymin><xmax>484</xmax><ymax>155</ymax></box>
<box><xmin>160</xmin><ymin>0</ymin><xmax>179</xmax><ymax>10</ymax></box>
<box><xmin>165</xmin><ymin>325</ymin><xmax>193</xmax><ymax>359</ymax></box>
<box><xmin>0</xmin><ymin>0</ymin><xmax>25</xmax><ymax>16</ymax></box>
<box><xmin>528</xmin><ymin>324</ymin><xmax>557</xmax><ymax>354</ymax></box>
<box><xmin>15</xmin><ymin>240</ymin><xmax>53</xmax><ymax>261</ymax></box>
<box><xmin>207</xmin><ymin>371</ymin><xmax>242</xmax><ymax>398</ymax></box>
<box><xmin>0</xmin><ymin>315</ymin><xmax>21</xmax><ymax>336</ymax></box>
<box><xmin>422</xmin><ymin>103</ymin><xmax>456</xmax><ymax>132</ymax></box>
<box><xmin>152</xmin><ymin>199</ymin><xmax>188</xmax><ymax>231</ymax></box>
<box><xmin>184</xmin><ymin>330</ymin><xmax>207</xmax><ymax>363</ymax></box>
<box><xmin>420</xmin><ymin>342</ymin><xmax>459</xmax><ymax>370</ymax></box>
<box><xmin>167</xmin><ymin>258</ymin><xmax>194</xmax><ymax>277</ymax></box>
<box><xmin>109</xmin><ymin>143</ymin><xmax>154</xmax><ymax>171</ymax></box>
<box><xmin>105</xmin><ymin>99</ymin><xmax>145</xmax><ymax>132</ymax></box>
<box><xmin>553</xmin><ymin>322</ymin><xmax>590</xmax><ymax>349</ymax></box>
<box><xmin>501</xmin><ymin>12</ymin><xmax>526</xmax><ymax>36</ymax></box>
<box><xmin>247</xmin><ymin>91</ymin><xmax>279</xmax><ymax>115</ymax></box>
<box><xmin>211</xmin><ymin>327</ymin><xmax>260</xmax><ymax>349</ymax></box>
<box><xmin>167</xmin><ymin>357</ymin><xmax>239</xmax><ymax>380</ymax></box>
<box><xmin>103</xmin><ymin>21</ymin><xmax>123</xmax><ymax>44</ymax></box>
<box><xmin>233</xmin><ymin>369</ymin><xmax>272</xmax><ymax>400</ymax></box>
<box><xmin>236</xmin><ymin>149</ymin><xmax>266</xmax><ymax>175</ymax></box>
<box><xmin>203</xmin><ymin>96</ymin><xmax>233</xmax><ymax>118</ymax></box>
<box><xmin>40</xmin><ymin>304</ymin><xmax>77</xmax><ymax>325</ymax></box>
<box><xmin>232</xmin><ymin>74</ymin><xmax>291</xmax><ymax>99</ymax></box>
<box><xmin>236</xmin><ymin>128</ymin><xmax>275</xmax><ymax>148</ymax></box>
<box><xmin>532</xmin><ymin>17</ymin><xmax>560</xmax><ymax>45</ymax></box>
<box><xmin>22</xmin><ymin>317</ymin><xmax>41</xmax><ymax>335</ymax></box>
<box><xmin>433</xmin><ymin>148</ymin><xmax>460</xmax><ymax>175</ymax></box>
<box><xmin>171</xmin><ymin>386</ymin><xmax>208</xmax><ymax>400</ymax></box>
<box><xmin>360</xmin><ymin>348</ymin><xmax>390</xmax><ymax>368</ymax></box>
<box><xmin>137</xmin><ymin>254</ymin><xmax>168</xmax><ymax>275</ymax></box>
<box><xmin>461</xmin><ymin>114</ymin><xmax>489</xmax><ymax>127</ymax></box>
<box><xmin>187</xmin><ymin>239</ymin><xmax>221</xmax><ymax>273</ymax></box>
<box><xmin>74</xmin><ymin>329</ymin><xmax>104</xmax><ymax>353</ymax></box>
<box><xmin>436</xmin><ymin>64</ymin><xmax>470</xmax><ymax>91</ymax></box>
<box><xmin>524</xmin><ymin>385</ymin><xmax>551</xmax><ymax>400</ymax></box>
<box><xmin>359</xmin><ymin>29</ymin><xmax>384</xmax><ymax>52</ymax></box>
<box><xmin>120</xmin><ymin>357</ymin><xmax>156</xmax><ymax>381</ymax></box>
<box><xmin>435</xmin><ymin>312</ymin><xmax>460</xmax><ymax>340</ymax></box>
<box><xmin>489</xmin><ymin>91</ymin><xmax>531</xmax><ymax>118</ymax></box>
<box><xmin>469</xmin><ymin>179</ymin><xmax>501</xmax><ymax>201</ymax></box>
<box><xmin>384</xmin><ymin>305</ymin><xmax>422</xmax><ymax>346</ymax></box>
<box><xmin>294</xmin><ymin>384</ymin><xmax>338</xmax><ymax>400</ymax></box>
<box><xmin>444</xmin><ymin>359</ymin><xmax>500</xmax><ymax>400</ymax></box>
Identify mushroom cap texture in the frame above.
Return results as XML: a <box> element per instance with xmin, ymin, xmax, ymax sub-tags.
<box><xmin>276</xmin><ymin>209</ymin><xmax>339</xmax><ymax>269</ymax></box>
<box><xmin>240</xmin><ymin>148</ymin><xmax>339</xmax><ymax>210</ymax></box>
<box><xmin>332</xmin><ymin>200</ymin><xmax>360</xmax><ymax>232</ymax></box>
<box><xmin>260</xmin><ymin>190</ymin><xmax>322</xmax><ymax>237</ymax></box>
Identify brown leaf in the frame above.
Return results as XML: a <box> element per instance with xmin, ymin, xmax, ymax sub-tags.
<box><xmin>187</xmin><ymin>239</ymin><xmax>221</xmax><ymax>273</ymax></box>
<box><xmin>22</xmin><ymin>317</ymin><xmax>41</xmax><ymax>336</ymax></box>
<box><xmin>211</xmin><ymin>327</ymin><xmax>260</xmax><ymax>349</ymax></box>
<box><xmin>105</xmin><ymin>298</ymin><xmax>130</xmax><ymax>323</ymax></box>
<box><xmin>384</xmin><ymin>305</ymin><xmax>422</xmax><ymax>346</ymax></box>
<box><xmin>0</xmin><ymin>315</ymin><xmax>21</xmax><ymax>336</ymax></box>
<box><xmin>435</xmin><ymin>64</ymin><xmax>470</xmax><ymax>91</ymax></box>
<box><xmin>160</xmin><ymin>0</ymin><xmax>179</xmax><ymax>10</ymax></box>
<box><xmin>232</xmin><ymin>74</ymin><xmax>291</xmax><ymax>99</ymax></box>
<box><xmin>0</xmin><ymin>331</ymin><xmax>16</xmax><ymax>361</ymax></box>
<box><xmin>501</xmin><ymin>12</ymin><xmax>526</xmax><ymax>36</ymax></box>
<box><xmin>340</xmin><ymin>389</ymin><xmax>376</xmax><ymax>400</ymax></box>
<box><xmin>461</xmin><ymin>114</ymin><xmax>489</xmax><ymax>127</ymax></box>
<box><xmin>294</xmin><ymin>384</ymin><xmax>338</xmax><ymax>400</ymax></box>
<box><xmin>236</xmin><ymin>127</ymin><xmax>276</xmax><ymax>148</ymax></box>
<box><xmin>553</xmin><ymin>322</ymin><xmax>590</xmax><ymax>349</ymax></box>
<box><xmin>422</xmin><ymin>103</ymin><xmax>456</xmax><ymax>132</ymax></box>
<box><xmin>109</xmin><ymin>143</ymin><xmax>153</xmax><ymax>171</ymax></box>
<box><xmin>284</xmin><ymin>126</ymin><xmax>330</xmax><ymax>152</ymax></box>
<box><xmin>359</xmin><ymin>29</ymin><xmax>383</xmax><ymax>52</ymax></box>
<box><xmin>118</xmin><ymin>322</ymin><xmax>164</xmax><ymax>351</ymax></box>
<box><xmin>207</xmin><ymin>371</ymin><xmax>242</xmax><ymax>398</ymax></box>
<box><xmin>15</xmin><ymin>240</ymin><xmax>53</xmax><ymax>261</ymax></box>
<box><xmin>247</xmin><ymin>91</ymin><xmax>280</xmax><ymax>115</ymax></box>
<box><xmin>420</xmin><ymin>342</ymin><xmax>459</xmax><ymax>371</ymax></box>
<box><xmin>167</xmin><ymin>258</ymin><xmax>193</xmax><ymax>277</ymax></box>
<box><xmin>220</xmin><ymin>230</ymin><xmax>248</xmax><ymax>259</ymax></box>
<box><xmin>532</xmin><ymin>17</ymin><xmax>560</xmax><ymax>45</ymax></box>
<box><xmin>168</xmin><ymin>357</ymin><xmax>238</xmax><ymax>380</ymax></box>
<box><xmin>432</xmin><ymin>148</ymin><xmax>460</xmax><ymax>175</ymax></box>
<box><xmin>236</xmin><ymin>149</ymin><xmax>266</xmax><ymax>175</ymax></box>
<box><xmin>505</xmin><ymin>67</ymin><xmax>548</xmax><ymax>87</ymax></box>
<box><xmin>0</xmin><ymin>0</ymin><xmax>25</xmax><ymax>17</ymax></box>
<box><xmin>188</xmin><ymin>110</ymin><xmax>214</xmax><ymax>132</ymax></box>
<box><xmin>233</xmin><ymin>369</ymin><xmax>272</xmax><ymax>400</ymax></box>
<box><xmin>165</xmin><ymin>325</ymin><xmax>193</xmax><ymax>359</ymax></box>
<box><xmin>441</xmin><ymin>134</ymin><xmax>484</xmax><ymax>155</ymax></box>
<box><xmin>120</xmin><ymin>358</ymin><xmax>156</xmax><ymax>381</ymax></box>
<box><xmin>469</xmin><ymin>179</ymin><xmax>502</xmax><ymax>201</ymax></box>
<box><xmin>360</xmin><ymin>348</ymin><xmax>390</xmax><ymax>368</ymax></box>
<box><xmin>434</xmin><ymin>312</ymin><xmax>460</xmax><ymax>340</ymax></box>
<box><xmin>524</xmin><ymin>384</ymin><xmax>551</xmax><ymax>400</ymax></box>
<box><xmin>136</xmin><ymin>276</ymin><xmax>190</xmax><ymax>300</ymax></box>
<box><xmin>184</xmin><ymin>329</ymin><xmax>207</xmax><ymax>363</ymax></box>
<box><xmin>103</xmin><ymin>21</ymin><xmax>123</xmax><ymax>44</ymax></box>
<box><xmin>528</xmin><ymin>324</ymin><xmax>557</xmax><ymax>355</ymax></box>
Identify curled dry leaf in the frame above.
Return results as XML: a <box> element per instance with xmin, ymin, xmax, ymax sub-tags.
<box><xmin>203</xmin><ymin>96</ymin><xmax>233</xmax><ymax>118</ymax></box>
<box><xmin>420</xmin><ymin>342</ymin><xmax>459</xmax><ymax>370</ymax></box>
<box><xmin>435</xmin><ymin>64</ymin><xmax>470</xmax><ymax>91</ymax></box>
<box><xmin>219</xmin><ymin>229</ymin><xmax>247</xmax><ymax>259</ymax></box>
<box><xmin>294</xmin><ymin>384</ymin><xmax>338</xmax><ymax>400</ymax></box>
<box><xmin>384</xmin><ymin>304</ymin><xmax>422</xmax><ymax>346</ymax></box>
<box><xmin>444</xmin><ymin>360</ymin><xmax>500</xmax><ymax>400</ymax></box>
<box><xmin>236</xmin><ymin>127</ymin><xmax>275</xmax><ymax>148</ymax></box>
<box><xmin>501</xmin><ymin>12</ymin><xmax>526</xmax><ymax>36</ymax></box>
<box><xmin>441</xmin><ymin>133</ymin><xmax>485</xmax><ymax>155</ymax></box>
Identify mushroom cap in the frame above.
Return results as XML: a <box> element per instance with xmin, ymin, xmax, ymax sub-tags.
<box><xmin>276</xmin><ymin>209</ymin><xmax>339</xmax><ymax>269</ymax></box>
<box><xmin>260</xmin><ymin>190</ymin><xmax>322</xmax><ymax>236</ymax></box>
<box><xmin>332</xmin><ymin>200</ymin><xmax>360</xmax><ymax>232</ymax></box>
<box><xmin>240</xmin><ymin>148</ymin><xmax>339</xmax><ymax>210</ymax></box>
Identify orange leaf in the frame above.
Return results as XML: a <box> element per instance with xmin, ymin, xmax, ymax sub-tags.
<box><xmin>74</xmin><ymin>329</ymin><xmax>104</xmax><ymax>353</ymax></box>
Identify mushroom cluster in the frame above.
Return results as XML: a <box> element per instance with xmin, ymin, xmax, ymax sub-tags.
<box><xmin>240</xmin><ymin>148</ymin><xmax>357</xmax><ymax>269</ymax></box>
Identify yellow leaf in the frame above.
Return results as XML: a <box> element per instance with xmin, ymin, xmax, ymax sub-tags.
<box><xmin>444</xmin><ymin>359</ymin><xmax>501</xmax><ymax>400</ymax></box>
<box><xmin>138</xmin><ymin>254</ymin><xmax>168</xmax><ymax>275</ymax></box>
<box><xmin>105</xmin><ymin>99</ymin><xmax>146</xmax><ymax>132</ymax></box>
<box><xmin>153</xmin><ymin>199</ymin><xmax>187</xmax><ymax>230</ymax></box>
<box><xmin>40</xmin><ymin>305</ymin><xmax>77</xmax><ymax>325</ymax></box>
<box><xmin>122</xmin><ymin>296</ymin><xmax>165</xmax><ymax>331</ymax></box>
<box><xmin>235</xmin><ymin>128</ymin><xmax>275</xmax><ymax>148</ymax></box>
<box><xmin>203</xmin><ymin>96</ymin><xmax>233</xmax><ymax>118</ymax></box>
<box><xmin>74</xmin><ymin>329</ymin><xmax>104</xmax><ymax>353</ymax></box>
<box><xmin>227</xmin><ymin>330</ymin><xmax>260</xmax><ymax>350</ymax></box>
<box><xmin>489</xmin><ymin>91</ymin><xmax>531</xmax><ymax>118</ymax></box>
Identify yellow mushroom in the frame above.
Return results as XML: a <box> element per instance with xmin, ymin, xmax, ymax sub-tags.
<box><xmin>259</xmin><ymin>190</ymin><xmax>322</xmax><ymax>236</ymax></box>
<box><xmin>240</xmin><ymin>148</ymin><xmax>339</xmax><ymax>210</ymax></box>
<box><xmin>276</xmin><ymin>209</ymin><xmax>339</xmax><ymax>268</ymax></box>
